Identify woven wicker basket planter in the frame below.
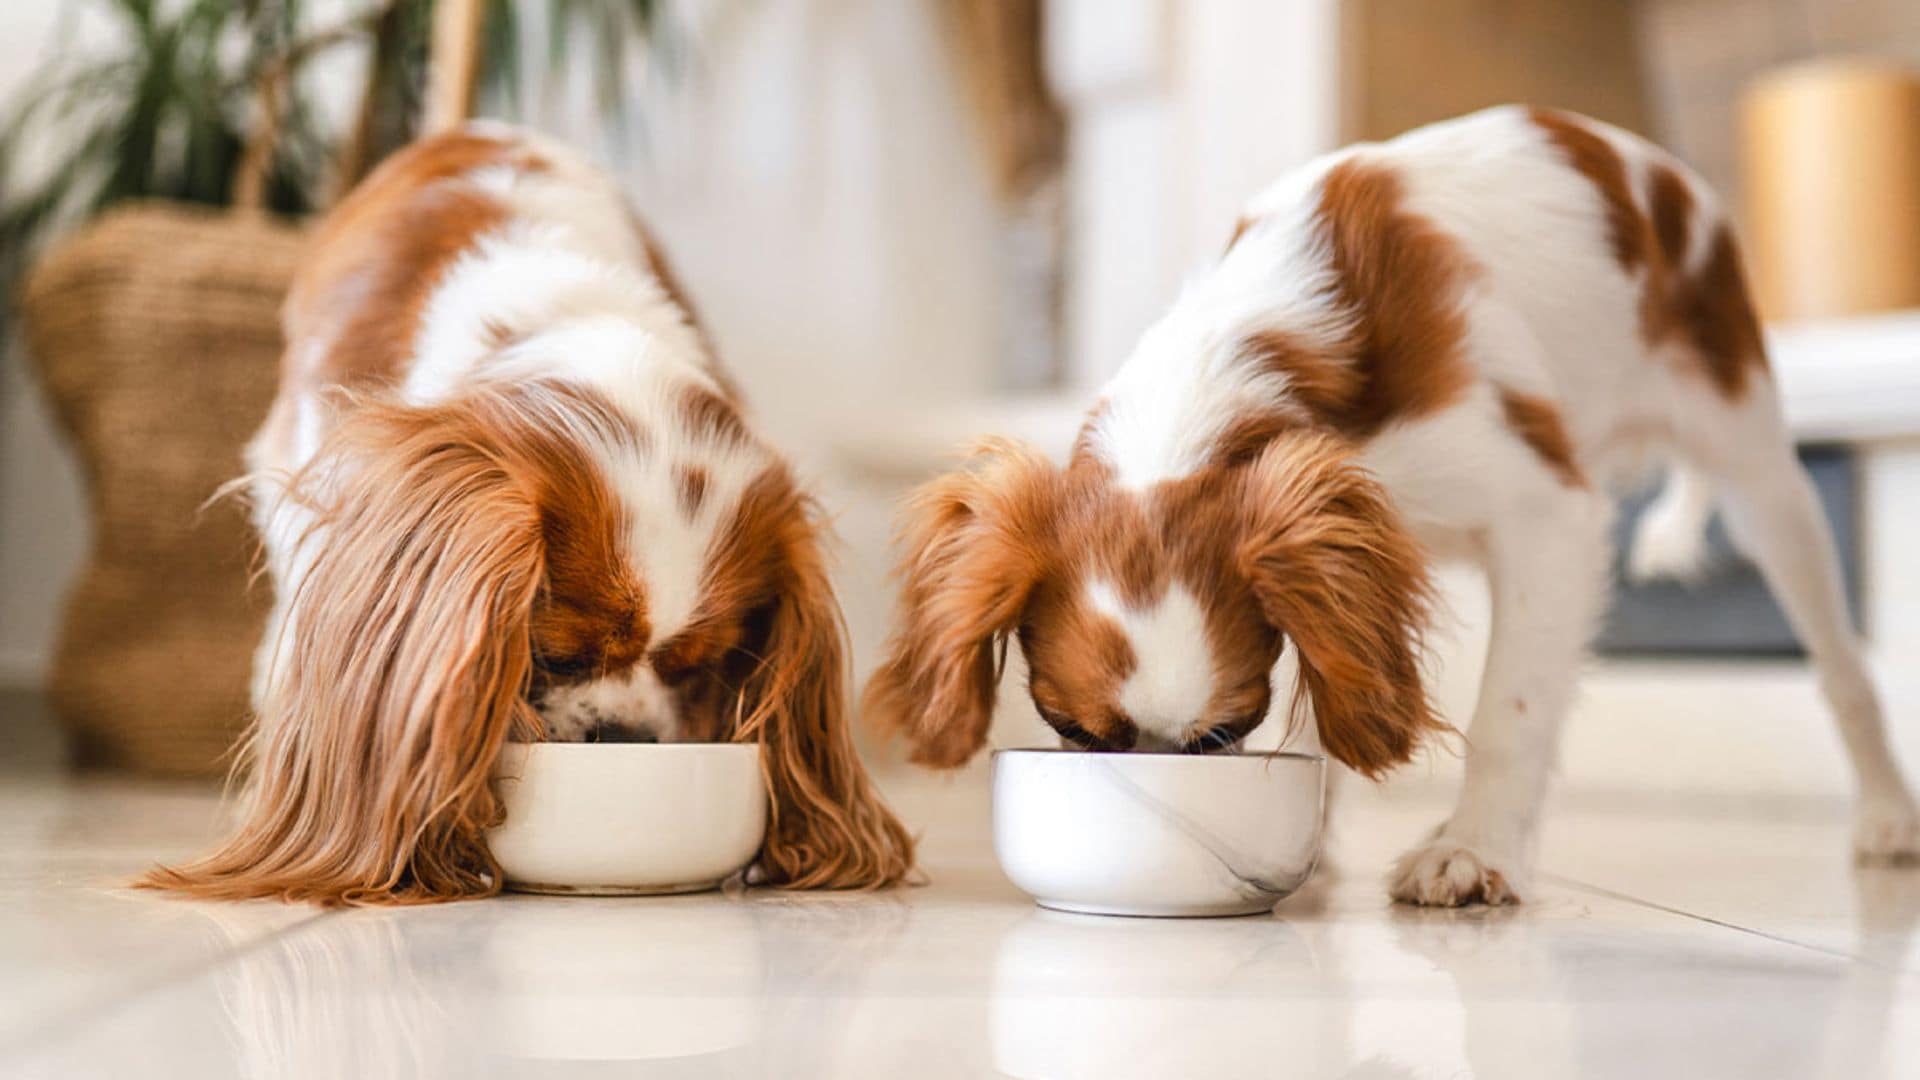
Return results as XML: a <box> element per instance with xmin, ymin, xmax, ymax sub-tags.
<box><xmin>20</xmin><ymin>203</ymin><xmax>306</xmax><ymax>776</ymax></box>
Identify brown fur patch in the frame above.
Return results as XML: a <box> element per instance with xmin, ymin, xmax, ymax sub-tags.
<box><xmin>633</xmin><ymin>217</ymin><xmax>704</xmax><ymax>329</ymax></box>
<box><xmin>1638</xmin><ymin>180</ymin><xmax>1770</xmax><ymax>399</ymax></box>
<box><xmin>675</xmin><ymin>464</ymin><xmax>710</xmax><ymax>516</ymax></box>
<box><xmin>1637</xmin><ymin>165</ymin><xmax>1769</xmax><ymax>399</ymax></box>
<box><xmin>1496</xmin><ymin>387</ymin><xmax>1587</xmax><ymax>488</ymax></box>
<box><xmin>1531</xmin><ymin>109</ymin><xmax>1770</xmax><ymax>400</ymax></box>
<box><xmin>1069</xmin><ymin>397</ymin><xmax>1110</xmax><ymax>463</ymax></box>
<box><xmin>1208</xmin><ymin>407</ymin><xmax>1304</xmax><ymax>471</ymax></box>
<box><xmin>526</xmin><ymin>409</ymin><xmax>649</xmax><ymax>689</ymax></box>
<box><xmin>1226</xmin><ymin>216</ymin><xmax>1256</xmax><ymax>252</ymax></box>
<box><xmin>1022</xmin><ymin>579</ymin><xmax>1141</xmax><ymax>751</ymax></box>
<box><xmin>1529</xmin><ymin>107</ymin><xmax>1646</xmax><ymax>271</ymax></box>
<box><xmin>1240</xmin><ymin>329</ymin><xmax>1362</xmax><ymax>420</ymax></box>
<box><xmin>1674</xmin><ymin>227</ymin><xmax>1769</xmax><ymax>398</ymax></box>
<box><xmin>298</xmin><ymin>183</ymin><xmax>508</xmax><ymax>392</ymax></box>
<box><xmin>281</xmin><ymin>132</ymin><xmax>539</xmax><ymax>393</ymax></box>
<box><xmin>480</xmin><ymin>316</ymin><xmax>519</xmax><ymax>350</ymax></box>
<box><xmin>1309</xmin><ymin>158</ymin><xmax>1476</xmax><ymax>436</ymax></box>
<box><xmin>678</xmin><ymin>381</ymin><xmax>752</xmax><ymax>448</ymax></box>
<box><xmin>1647</xmin><ymin>162</ymin><xmax>1694</xmax><ymax>267</ymax></box>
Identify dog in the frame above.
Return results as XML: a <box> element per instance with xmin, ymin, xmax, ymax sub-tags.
<box><xmin>864</xmin><ymin>106</ymin><xmax>1919</xmax><ymax>906</ymax></box>
<box><xmin>143</xmin><ymin>125</ymin><xmax>913</xmax><ymax>904</ymax></box>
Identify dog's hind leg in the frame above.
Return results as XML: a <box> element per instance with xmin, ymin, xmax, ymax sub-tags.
<box><xmin>1698</xmin><ymin>389</ymin><xmax>1920</xmax><ymax>861</ymax></box>
<box><xmin>1628</xmin><ymin>462</ymin><xmax>1715</xmax><ymax>585</ymax></box>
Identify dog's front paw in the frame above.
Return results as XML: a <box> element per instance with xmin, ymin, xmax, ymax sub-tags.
<box><xmin>1389</xmin><ymin>837</ymin><xmax>1525</xmax><ymax>907</ymax></box>
<box><xmin>1854</xmin><ymin>801</ymin><xmax>1920</xmax><ymax>865</ymax></box>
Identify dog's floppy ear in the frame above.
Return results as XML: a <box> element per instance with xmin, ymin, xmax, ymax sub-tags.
<box><xmin>1238</xmin><ymin>432</ymin><xmax>1447</xmax><ymax>778</ymax></box>
<box><xmin>716</xmin><ymin>469</ymin><xmax>916</xmax><ymax>888</ymax></box>
<box><xmin>864</xmin><ymin>439</ymin><xmax>1057</xmax><ymax>768</ymax></box>
<box><xmin>138</xmin><ymin>384</ymin><xmax>610</xmax><ymax>904</ymax></box>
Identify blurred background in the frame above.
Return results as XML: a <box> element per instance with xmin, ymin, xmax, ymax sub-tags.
<box><xmin>3</xmin><ymin>0</ymin><xmax>1920</xmax><ymax>807</ymax></box>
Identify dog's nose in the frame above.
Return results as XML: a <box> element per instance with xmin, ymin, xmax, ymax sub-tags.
<box><xmin>1131</xmin><ymin>729</ymin><xmax>1183</xmax><ymax>753</ymax></box>
<box><xmin>586</xmin><ymin>722</ymin><xmax>659</xmax><ymax>744</ymax></box>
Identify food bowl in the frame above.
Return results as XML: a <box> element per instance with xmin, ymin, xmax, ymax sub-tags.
<box><xmin>991</xmin><ymin>750</ymin><xmax>1324</xmax><ymax>917</ymax></box>
<box><xmin>488</xmin><ymin>742</ymin><xmax>766</xmax><ymax>895</ymax></box>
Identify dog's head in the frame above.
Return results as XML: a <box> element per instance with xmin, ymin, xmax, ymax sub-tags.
<box><xmin>864</xmin><ymin>432</ymin><xmax>1444</xmax><ymax>775</ymax></box>
<box><xmin>147</xmin><ymin>376</ymin><xmax>911</xmax><ymax>903</ymax></box>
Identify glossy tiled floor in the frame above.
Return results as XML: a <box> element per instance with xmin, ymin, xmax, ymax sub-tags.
<box><xmin>3</xmin><ymin>695</ymin><xmax>1917</xmax><ymax>1080</ymax></box>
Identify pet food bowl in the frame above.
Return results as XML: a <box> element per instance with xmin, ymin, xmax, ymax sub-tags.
<box><xmin>488</xmin><ymin>742</ymin><xmax>766</xmax><ymax>895</ymax></box>
<box><xmin>991</xmin><ymin>749</ymin><xmax>1325</xmax><ymax>917</ymax></box>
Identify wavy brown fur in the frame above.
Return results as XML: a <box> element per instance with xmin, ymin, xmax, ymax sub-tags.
<box><xmin>862</xmin><ymin>439</ymin><xmax>1056</xmax><ymax>768</ymax></box>
<box><xmin>1238</xmin><ymin>431</ymin><xmax>1450</xmax><ymax>778</ymax></box>
<box><xmin>137</xmin><ymin>383</ymin><xmax>617</xmax><ymax>905</ymax></box>
<box><xmin>709</xmin><ymin>468</ymin><xmax>916</xmax><ymax>888</ymax></box>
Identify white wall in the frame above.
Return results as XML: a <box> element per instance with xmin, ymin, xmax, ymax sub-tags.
<box><xmin>1049</xmin><ymin>0</ymin><xmax>1345</xmax><ymax>390</ymax></box>
<box><xmin>614</xmin><ymin>0</ymin><xmax>1001</xmax><ymax>458</ymax></box>
<box><xmin>0</xmin><ymin>3</ymin><xmax>92</xmax><ymax>685</ymax></box>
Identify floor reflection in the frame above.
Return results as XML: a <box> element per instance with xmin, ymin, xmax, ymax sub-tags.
<box><xmin>480</xmin><ymin>900</ymin><xmax>767</xmax><ymax>1064</ymax></box>
<box><xmin>207</xmin><ymin>909</ymin><xmax>477</xmax><ymax>1079</ymax></box>
<box><xmin>196</xmin><ymin>889</ymin><xmax>920</xmax><ymax>1079</ymax></box>
<box><xmin>17</xmin><ymin>807</ymin><xmax>1913</xmax><ymax>1079</ymax></box>
<box><xmin>988</xmin><ymin>908</ymin><xmax>1330</xmax><ymax>1079</ymax></box>
<box><xmin>1371</xmin><ymin>880</ymin><xmax>1920</xmax><ymax>1080</ymax></box>
<box><xmin>1818</xmin><ymin>866</ymin><xmax>1920</xmax><ymax>1078</ymax></box>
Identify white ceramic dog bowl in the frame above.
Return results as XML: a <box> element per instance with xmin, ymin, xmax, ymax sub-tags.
<box><xmin>488</xmin><ymin>742</ymin><xmax>766</xmax><ymax>895</ymax></box>
<box><xmin>991</xmin><ymin>749</ymin><xmax>1325</xmax><ymax>917</ymax></box>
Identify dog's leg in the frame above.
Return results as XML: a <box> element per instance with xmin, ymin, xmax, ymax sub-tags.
<box><xmin>1628</xmin><ymin>463</ymin><xmax>1714</xmax><ymax>585</ymax></box>
<box><xmin>1712</xmin><ymin>433</ymin><xmax>1920</xmax><ymax>861</ymax></box>
<box><xmin>1390</xmin><ymin>485</ymin><xmax>1613</xmax><ymax>906</ymax></box>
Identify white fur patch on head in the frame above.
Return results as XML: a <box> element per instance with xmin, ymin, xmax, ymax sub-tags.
<box><xmin>1084</xmin><ymin>163</ymin><xmax>1354</xmax><ymax>490</ymax></box>
<box><xmin>1086</xmin><ymin>579</ymin><xmax>1216</xmax><ymax>745</ymax></box>
<box><xmin>581</xmin><ymin>375</ymin><xmax>769</xmax><ymax>647</ymax></box>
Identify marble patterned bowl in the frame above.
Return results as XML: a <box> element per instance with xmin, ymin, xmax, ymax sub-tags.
<box><xmin>991</xmin><ymin>749</ymin><xmax>1325</xmax><ymax>917</ymax></box>
<box><xmin>488</xmin><ymin>742</ymin><xmax>766</xmax><ymax>896</ymax></box>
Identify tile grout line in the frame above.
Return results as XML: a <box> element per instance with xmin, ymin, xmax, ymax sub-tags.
<box><xmin>1544</xmin><ymin>871</ymin><xmax>1917</xmax><ymax>977</ymax></box>
<box><xmin>0</xmin><ymin>906</ymin><xmax>341</xmax><ymax>1064</ymax></box>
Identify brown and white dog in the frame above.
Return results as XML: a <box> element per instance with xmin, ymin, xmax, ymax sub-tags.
<box><xmin>143</xmin><ymin>125</ymin><xmax>913</xmax><ymax>904</ymax></box>
<box><xmin>865</xmin><ymin>106</ymin><xmax>1920</xmax><ymax>906</ymax></box>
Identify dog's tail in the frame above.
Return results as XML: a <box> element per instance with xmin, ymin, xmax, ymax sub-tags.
<box><xmin>1627</xmin><ymin>463</ymin><xmax>1716</xmax><ymax>585</ymax></box>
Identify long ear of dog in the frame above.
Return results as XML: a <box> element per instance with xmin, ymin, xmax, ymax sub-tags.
<box><xmin>136</xmin><ymin>386</ymin><xmax>595</xmax><ymax>905</ymax></box>
<box><xmin>863</xmin><ymin>440</ymin><xmax>1056</xmax><ymax>768</ymax></box>
<box><xmin>1238</xmin><ymin>432</ymin><xmax>1446</xmax><ymax>779</ymax></box>
<box><xmin>716</xmin><ymin>470</ymin><xmax>915</xmax><ymax>887</ymax></box>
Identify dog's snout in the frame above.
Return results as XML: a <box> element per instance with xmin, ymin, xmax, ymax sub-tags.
<box><xmin>588</xmin><ymin>722</ymin><xmax>660</xmax><ymax>744</ymax></box>
<box><xmin>536</xmin><ymin>672</ymin><xmax>685</xmax><ymax>744</ymax></box>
